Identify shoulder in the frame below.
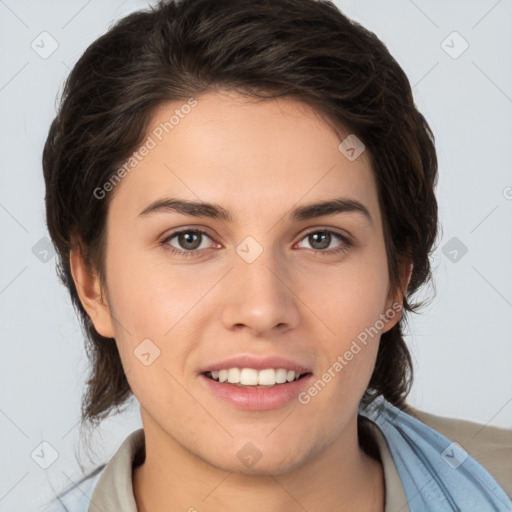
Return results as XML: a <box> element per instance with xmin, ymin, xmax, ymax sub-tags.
<box><xmin>404</xmin><ymin>404</ymin><xmax>512</xmax><ymax>498</ymax></box>
<box><xmin>39</xmin><ymin>465</ymin><xmax>106</xmax><ymax>512</ymax></box>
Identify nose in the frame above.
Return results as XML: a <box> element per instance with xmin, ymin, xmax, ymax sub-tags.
<box><xmin>220</xmin><ymin>245</ymin><xmax>301</xmax><ymax>336</ymax></box>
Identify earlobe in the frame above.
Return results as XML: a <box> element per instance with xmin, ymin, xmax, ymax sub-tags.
<box><xmin>69</xmin><ymin>249</ymin><xmax>115</xmax><ymax>339</ymax></box>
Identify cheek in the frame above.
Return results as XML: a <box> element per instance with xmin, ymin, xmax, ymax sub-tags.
<box><xmin>103</xmin><ymin>245</ymin><xmax>210</xmax><ymax>398</ymax></box>
<box><xmin>104</xmin><ymin>240</ymin><xmax>206</xmax><ymax>335</ymax></box>
<box><xmin>293</xmin><ymin>246</ymin><xmax>389</xmax><ymax>400</ymax></box>
<box><xmin>298</xmin><ymin>247</ymin><xmax>390</xmax><ymax>341</ymax></box>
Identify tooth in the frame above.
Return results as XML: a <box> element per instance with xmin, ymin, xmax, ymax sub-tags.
<box><xmin>227</xmin><ymin>368</ymin><xmax>241</xmax><ymax>384</ymax></box>
<box><xmin>209</xmin><ymin>367</ymin><xmax>304</xmax><ymax>385</ymax></box>
<box><xmin>240</xmin><ymin>368</ymin><xmax>258</xmax><ymax>385</ymax></box>
<box><xmin>275</xmin><ymin>369</ymin><xmax>287</xmax><ymax>384</ymax></box>
<box><xmin>258</xmin><ymin>369</ymin><xmax>276</xmax><ymax>386</ymax></box>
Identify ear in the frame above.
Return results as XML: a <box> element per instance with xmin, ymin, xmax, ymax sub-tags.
<box><xmin>382</xmin><ymin>258</ymin><xmax>413</xmax><ymax>332</ymax></box>
<box><xmin>69</xmin><ymin>248</ymin><xmax>115</xmax><ymax>339</ymax></box>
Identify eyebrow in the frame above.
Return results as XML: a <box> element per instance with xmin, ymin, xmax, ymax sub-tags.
<box><xmin>138</xmin><ymin>197</ymin><xmax>373</xmax><ymax>225</ymax></box>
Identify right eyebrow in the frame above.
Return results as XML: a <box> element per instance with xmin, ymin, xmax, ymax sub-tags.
<box><xmin>138</xmin><ymin>198</ymin><xmax>232</xmax><ymax>221</ymax></box>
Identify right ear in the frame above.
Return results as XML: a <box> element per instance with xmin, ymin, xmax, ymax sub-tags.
<box><xmin>69</xmin><ymin>248</ymin><xmax>115</xmax><ymax>339</ymax></box>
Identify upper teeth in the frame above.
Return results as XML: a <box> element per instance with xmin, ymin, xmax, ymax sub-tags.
<box><xmin>209</xmin><ymin>368</ymin><xmax>302</xmax><ymax>386</ymax></box>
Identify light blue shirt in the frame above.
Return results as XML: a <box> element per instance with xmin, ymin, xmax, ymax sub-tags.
<box><xmin>359</xmin><ymin>397</ymin><xmax>512</xmax><ymax>511</ymax></box>
<box><xmin>40</xmin><ymin>396</ymin><xmax>512</xmax><ymax>511</ymax></box>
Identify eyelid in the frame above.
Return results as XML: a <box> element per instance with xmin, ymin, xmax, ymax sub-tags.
<box><xmin>299</xmin><ymin>226</ymin><xmax>352</xmax><ymax>241</ymax></box>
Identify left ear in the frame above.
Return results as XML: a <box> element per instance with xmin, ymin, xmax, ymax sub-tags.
<box><xmin>382</xmin><ymin>258</ymin><xmax>413</xmax><ymax>332</ymax></box>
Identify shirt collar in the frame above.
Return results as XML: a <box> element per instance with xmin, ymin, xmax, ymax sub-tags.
<box><xmin>89</xmin><ymin>428</ymin><xmax>142</xmax><ymax>512</ymax></box>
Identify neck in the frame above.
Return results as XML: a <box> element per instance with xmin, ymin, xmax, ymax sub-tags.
<box><xmin>132</xmin><ymin>415</ymin><xmax>385</xmax><ymax>512</ymax></box>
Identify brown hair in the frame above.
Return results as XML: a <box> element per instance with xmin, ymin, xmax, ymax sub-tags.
<box><xmin>43</xmin><ymin>0</ymin><xmax>438</xmax><ymax>430</ymax></box>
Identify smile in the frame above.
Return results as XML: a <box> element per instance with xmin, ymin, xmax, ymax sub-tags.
<box><xmin>204</xmin><ymin>367</ymin><xmax>308</xmax><ymax>387</ymax></box>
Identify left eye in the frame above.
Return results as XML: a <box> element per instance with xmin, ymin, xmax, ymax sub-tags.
<box><xmin>296</xmin><ymin>230</ymin><xmax>347</xmax><ymax>252</ymax></box>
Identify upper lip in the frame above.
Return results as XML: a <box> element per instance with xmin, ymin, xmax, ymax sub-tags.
<box><xmin>199</xmin><ymin>354</ymin><xmax>312</xmax><ymax>375</ymax></box>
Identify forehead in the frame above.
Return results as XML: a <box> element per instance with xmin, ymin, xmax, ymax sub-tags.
<box><xmin>107</xmin><ymin>90</ymin><xmax>381</xmax><ymax>227</ymax></box>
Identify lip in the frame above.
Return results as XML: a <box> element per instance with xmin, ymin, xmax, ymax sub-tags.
<box><xmin>199</xmin><ymin>372</ymin><xmax>314</xmax><ymax>410</ymax></box>
<box><xmin>198</xmin><ymin>354</ymin><xmax>312</xmax><ymax>375</ymax></box>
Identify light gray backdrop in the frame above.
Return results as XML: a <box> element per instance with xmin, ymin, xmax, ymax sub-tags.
<box><xmin>1</xmin><ymin>0</ymin><xmax>511</xmax><ymax>510</ymax></box>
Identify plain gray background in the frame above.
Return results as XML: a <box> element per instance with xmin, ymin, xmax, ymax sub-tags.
<box><xmin>1</xmin><ymin>0</ymin><xmax>511</xmax><ymax>510</ymax></box>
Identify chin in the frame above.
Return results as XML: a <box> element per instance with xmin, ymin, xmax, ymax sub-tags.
<box><xmin>201</xmin><ymin>442</ymin><xmax>313</xmax><ymax>477</ymax></box>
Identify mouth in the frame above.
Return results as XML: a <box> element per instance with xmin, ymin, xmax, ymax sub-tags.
<box><xmin>197</xmin><ymin>355</ymin><xmax>314</xmax><ymax>409</ymax></box>
<box><xmin>199</xmin><ymin>368</ymin><xmax>314</xmax><ymax>410</ymax></box>
<box><xmin>202</xmin><ymin>368</ymin><xmax>312</xmax><ymax>388</ymax></box>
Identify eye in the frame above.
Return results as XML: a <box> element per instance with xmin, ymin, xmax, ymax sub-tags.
<box><xmin>296</xmin><ymin>229</ymin><xmax>352</xmax><ymax>256</ymax></box>
<box><xmin>161</xmin><ymin>229</ymin><xmax>216</xmax><ymax>257</ymax></box>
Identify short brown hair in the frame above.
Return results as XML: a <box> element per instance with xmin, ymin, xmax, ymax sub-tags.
<box><xmin>43</xmin><ymin>0</ymin><xmax>439</xmax><ymax>428</ymax></box>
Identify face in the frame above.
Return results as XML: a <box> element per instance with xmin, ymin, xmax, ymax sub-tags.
<box><xmin>75</xmin><ymin>90</ymin><xmax>405</xmax><ymax>475</ymax></box>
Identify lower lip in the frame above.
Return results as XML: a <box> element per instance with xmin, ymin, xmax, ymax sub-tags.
<box><xmin>199</xmin><ymin>373</ymin><xmax>313</xmax><ymax>411</ymax></box>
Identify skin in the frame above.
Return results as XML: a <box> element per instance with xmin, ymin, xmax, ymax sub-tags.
<box><xmin>71</xmin><ymin>90</ymin><xmax>412</xmax><ymax>512</ymax></box>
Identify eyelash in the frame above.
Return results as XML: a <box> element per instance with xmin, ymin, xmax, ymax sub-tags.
<box><xmin>159</xmin><ymin>228</ymin><xmax>352</xmax><ymax>258</ymax></box>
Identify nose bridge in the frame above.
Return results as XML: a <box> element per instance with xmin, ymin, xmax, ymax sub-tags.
<box><xmin>221</xmin><ymin>236</ymin><xmax>300</xmax><ymax>333</ymax></box>
<box><xmin>236</xmin><ymin>238</ymin><xmax>290</xmax><ymax>306</ymax></box>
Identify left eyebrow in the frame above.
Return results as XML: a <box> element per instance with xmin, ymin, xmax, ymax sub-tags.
<box><xmin>290</xmin><ymin>198</ymin><xmax>372</xmax><ymax>225</ymax></box>
<box><xmin>138</xmin><ymin>197</ymin><xmax>373</xmax><ymax>226</ymax></box>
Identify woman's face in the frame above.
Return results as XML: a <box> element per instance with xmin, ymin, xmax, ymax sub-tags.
<box><xmin>79</xmin><ymin>90</ymin><xmax>405</xmax><ymax>474</ymax></box>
